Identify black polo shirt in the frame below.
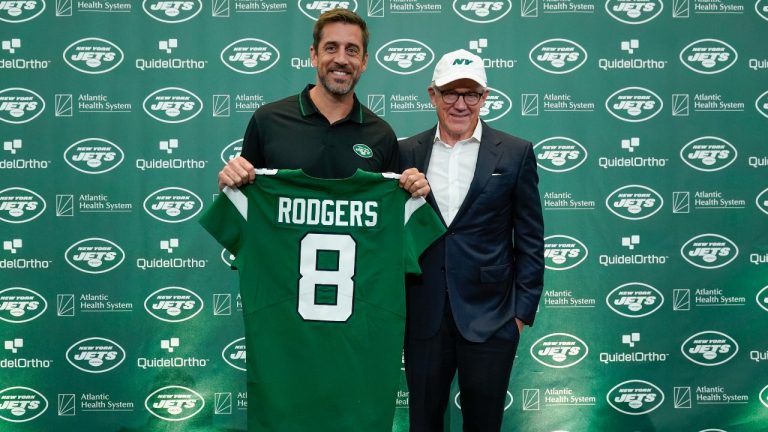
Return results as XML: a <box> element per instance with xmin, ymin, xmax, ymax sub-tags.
<box><xmin>240</xmin><ymin>85</ymin><xmax>399</xmax><ymax>179</ymax></box>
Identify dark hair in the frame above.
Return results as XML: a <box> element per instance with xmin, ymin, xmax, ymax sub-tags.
<box><xmin>312</xmin><ymin>8</ymin><xmax>369</xmax><ymax>55</ymax></box>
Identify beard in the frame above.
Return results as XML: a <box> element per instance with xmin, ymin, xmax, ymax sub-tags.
<box><xmin>317</xmin><ymin>67</ymin><xmax>359</xmax><ymax>96</ymax></box>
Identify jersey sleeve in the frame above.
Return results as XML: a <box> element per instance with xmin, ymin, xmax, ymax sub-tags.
<box><xmin>199</xmin><ymin>187</ymin><xmax>249</xmax><ymax>260</ymax></box>
<box><xmin>402</xmin><ymin>196</ymin><xmax>446</xmax><ymax>274</ymax></box>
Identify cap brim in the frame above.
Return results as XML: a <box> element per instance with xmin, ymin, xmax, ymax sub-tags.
<box><xmin>434</xmin><ymin>72</ymin><xmax>487</xmax><ymax>88</ymax></box>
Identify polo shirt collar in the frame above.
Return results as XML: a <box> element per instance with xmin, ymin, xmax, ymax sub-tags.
<box><xmin>298</xmin><ymin>84</ymin><xmax>365</xmax><ymax>124</ymax></box>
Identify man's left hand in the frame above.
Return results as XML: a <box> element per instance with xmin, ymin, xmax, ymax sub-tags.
<box><xmin>400</xmin><ymin>167</ymin><xmax>430</xmax><ymax>198</ymax></box>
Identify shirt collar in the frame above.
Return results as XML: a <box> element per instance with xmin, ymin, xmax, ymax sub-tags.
<box><xmin>433</xmin><ymin>120</ymin><xmax>483</xmax><ymax>145</ymax></box>
<box><xmin>297</xmin><ymin>84</ymin><xmax>365</xmax><ymax>124</ymax></box>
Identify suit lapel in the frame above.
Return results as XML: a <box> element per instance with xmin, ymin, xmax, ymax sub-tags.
<box><xmin>450</xmin><ymin>124</ymin><xmax>501</xmax><ymax>225</ymax></box>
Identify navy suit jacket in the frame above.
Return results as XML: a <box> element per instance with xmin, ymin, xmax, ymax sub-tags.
<box><xmin>400</xmin><ymin>122</ymin><xmax>544</xmax><ymax>343</ymax></box>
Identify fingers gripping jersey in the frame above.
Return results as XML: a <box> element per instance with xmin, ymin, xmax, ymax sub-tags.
<box><xmin>199</xmin><ymin>169</ymin><xmax>445</xmax><ymax>432</ymax></box>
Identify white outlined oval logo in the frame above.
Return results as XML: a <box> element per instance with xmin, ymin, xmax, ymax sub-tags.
<box><xmin>605</xmin><ymin>0</ymin><xmax>663</xmax><ymax>24</ymax></box>
<box><xmin>680</xmin><ymin>39</ymin><xmax>738</xmax><ymax>75</ymax></box>
<box><xmin>606</xmin><ymin>87</ymin><xmax>663</xmax><ymax>122</ymax></box>
<box><xmin>607</xmin><ymin>380</ymin><xmax>664</xmax><ymax>415</ymax></box>
<box><xmin>757</xmin><ymin>0</ymin><xmax>768</xmax><ymax>21</ymax></box>
<box><xmin>65</xmin><ymin>238</ymin><xmax>125</xmax><ymax>274</ymax></box>
<box><xmin>0</xmin><ymin>287</ymin><xmax>47</xmax><ymax>324</ymax></box>
<box><xmin>757</xmin><ymin>188</ymin><xmax>768</xmax><ymax>215</ymax></box>
<box><xmin>606</xmin><ymin>282</ymin><xmax>664</xmax><ymax>318</ymax></box>
<box><xmin>145</xmin><ymin>385</ymin><xmax>205</xmax><ymax>421</ymax></box>
<box><xmin>761</xmin><ymin>384</ymin><xmax>768</xmax><ymax>408</ymax></box>
<box><xmin>681</xmin><ymin>331</ymin><xmax>739</xmax><ymax>366</ymax></box>
<box><xmin>375</xmin><ymin>39</ymin><xmax>434</xmax><ymax>75</ymax></box>
<box><xmin>530</xmin><ymin>333</ymin><xmax>589</xmax><ymax>368</ymax></box>
<box><xmin>144</xmin><ymin>287</ymin><xmax>204</xmax><ymax>323</ymax></box>
<box><xmin>605</xmin><ymin>185</ymin><xmax>663</xmax><ymax>220</ymax></box>
<box><xmin>680</xmin><ymin>137</ymin><xmax>737</xmax><ymax>172</ymax></box>
<box><xmin>0</xmin><ymin>0</ymin><xmax>45</xmax><ymax>23</ymax></box>
<box><xmin>757</xmin><ymin>285</ymin><xmax>768</xmax><ymax>312</ymax></box>
<box><xmin>143</xmin><ymin>0</ymin><xmax>202</xmax><ymax>23</ymax></box>
<box><xmin>64</xmin><ymin>138</ymin><xmax>124</xmax><ymax>174</ymax></box>
<box><xmin>544</xmin><ymin>235</ymin><xmax>589</xmax><ymax>270</ymax></box>
<box><xmin>143</xmin><ymin>187</ymin><xmax>203</xmax><ymax>223</ymax></box>
<box><xmin>143</xmin><ymin>87</ymin><xmax>203</xmax><ymax>124</ymax></box>
<box><xmin>220</xmin><ymin>39</ymin><xmax>280</xmax><ymax>74</ymax></box>
<box><xmin>220</xmin><ymin>139</ymin><xmax>242</xmax><ymax>164</ymax></box>
<box><xmin>0</xmin><ymin>387</ymin><xmax>48</xmax><ymax>423</ymax></box>
<box><xmin>222</xmin><ymin>337</ymin><xmax>247</xmax><ymax>371</ymax></box>
<box><xmin>452</xmin><ymin>0</ymin><xmax>512</xmax><ymax>23</ymax></box>
<box><xmin>297</xmin><ymin>0</ymin><xmax>358</xmax><ymax>20</ymax></box>
<box><xmin>66</xmin><ymin>337</ymin><xmax>126</xmax><ymax>373</ymax></box>
<box><xmin>480</xmin><ymin>87</ymin><xmax>512</xmax><ymax>122</ymax></box>
<box><xmin>0</xmin><ymin>187</ymin><xmax>46</xmax><ymax>223</ymax></box>
<box><xmin>63</xmin><ymin>38</ymin><xmax>124</xmax><ymax>74</ymax></box>
<box><xmin>0</xmin><ymin>87</ymin><xmax>45</xmax><ymax>124</ymax></box>
<box><xmin>529</xmin><ymin>39</ymin><xmax>588</xmax><ymax>74</ymax></box>
<box><xmin>681</xmin><ymin>234</ymin><xmax>739</xmax><ymax>269</ymax></box>
<box><xmin>756</xmin><ymin>90</ymin><xmax>768</xmax><ymax>119</ymax></box>
<box><xmin>220</xmin><ymin>248</ymin><xmax>236</xmax><ymax>267</ymax></box>
<box><xmin>534</xmin><ymin>137</ymin><xmax>588</xmax><ymax>172</ymax></box>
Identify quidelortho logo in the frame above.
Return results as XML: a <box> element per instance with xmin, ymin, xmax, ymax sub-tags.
<box><xmin>65</xmin><ymin>337</ymin><xmax>126</xmax><ymax>373</ymax></box>
<box><xmin>757</xmin><ymin>188</ymin><xmax>768</xmax><ymax>215</ymax></box>
<box><xmin>0</xmin><ymin>0</ymin><xmax>45</xmax><ymax>23</ymax></box>
<box><xmin>375</xmin><ymin>39</ymin><xmax>434</xmax><ymax>75</ymax></box>
<box><xmin>544</xmin><ymin>235</ymin><xmax>589</xmax><ymax>270</ymax></box>
<box><xmin>0</xmin><ymin>386</ymin><xmax>47</xmax><ymax>423</ymax></box>
<box><xmin>220</xmin><ymin>139</ymin><xmax>242</xmax><ymax>164</ymax></box>
<box><xmin>680</xmin><ymin>137</ymin><xmax>737</xmax><ymax>172</ymax></box>
<box><xmin>606</xmin><ymin>282</ymin><xmax>664</xmax><ymax>318</ymax></box>
<box><xmin>756</xmin><ymin>90</ymin><xmax>768</xmax><ymax>119</ymax></box>
<box><xmin>0</xmin><ymin>88</ymin><xmax>44</xmax><ymax>124</ymax></box>
<box><xmin>62</xmin><ymin>38</ymin><xmax>124</xmax><ymax>74</ymax></box>
<box><xmin>606</xmin><ymin>380</ymin><xmax>664</xmax><ymax>415</ymax></box>
<box><xmin>64</xmin><ymin>238</ymin><xmax>125</xmax><ymax>274</ymax></box>
<box><xmin>0</xmin><ymin>287</ymin><xmax>47</xmax><ymax>324</ymax></box>
<box><xmin>480</xmin><ymin>87</ymin><xmax>512</xmax><ymax>122</ymax></box>
<box><xmin>679</xmin><ymin>39</ymin><xmax>738</xmax><ymax>75</ymax></box>
<box><xmin>144</xmin><ymin>287</ymin><xmax>203</xmax><ymax>323</ymax></box>
<box><xmin>605</xmin><ymin>87</ymin><xmax>662</xmax><ymax>122</ymax></box>
<box><xmin>145</xmin><ymin>385</ymin><xmax>204</xmax><ymax>421</ymax></box>
<box><xmin>142</xmin><ymin>0</ymin><xmax>202</xmax><ymax>23</ymax></box>
<box><xmin>530</xmin><ymin>333</ymin><xmax>589</xmax><ymax>368</ymax></box>
<box><xmin>681</xmin><ymin>331</ymin><xmax>739</xmax><ymax>366</ymax></box>
<box><xmin>222</xmin><ymin>337</ymin><xmax>246</xmax><ymax>371</ymax></box>
<box><xmin>680</xmin><ymin>234</ymin><xmax>739</xmax><ymax>269</ymax></box>
<box><xmin>143</xmin><ymin>187</ymin><xmax>203</xmax><ymax>223</ymax></box>
<box><xmin>452</xmin><ymin>0</ymin><xmax>512</xmax><ymax>23</ymax></box>
<box><xmin>0</xmin><ymin>187</ymin><xmax>45</xmax><ymax>223</ymax></box>
<box><xmin>605</xmin><ymin>0</ymin><xmax>663</xmax><ymax>24</ymax></box>
<box><xmin>297</xmin><ymin>0</ymin><xmax>357</xmax><ymax>20</ymax></box>
<box><xmin>220</xmin><ymin>39</ymin><xmax>280</xmax><ymax>74</ymax></box>
<box><xmin>534</xmin><ymin>137</ymin><xmax>588</xmax><ymax>172</ymax></box>
<box><xmin>605</xmin><ymin>185</ymin><xmax>663</xmax><ymax>220</ymax></box>
<box><xmin>529</xmin><ymin>39</ymin><xmax>588</xmax><ymax>74</ymax></box>
<box><xmin>63</xmin><ymin>138</ymin><xmax>124</xmax><ymax>174</ymax></box>
<box><xmin>143</xmin><ymin>87</ymin><xmax>203</xmax><ymax>124</ymax></box>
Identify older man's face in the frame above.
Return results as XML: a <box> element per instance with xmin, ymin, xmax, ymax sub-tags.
<box><xmin>428</xmin><ymin>78</ymin><xmax>488</xmax><ymax>145</ymax></box>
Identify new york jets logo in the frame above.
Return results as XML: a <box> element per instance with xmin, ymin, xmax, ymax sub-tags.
<box><xmin>222</xmin><ymin>337</ymin><xmax>247</xmax><ymax>371</ymax></box>
<box><xmin>605</xmin><ymin>0</ymin><xmax>663</xmax><ymax>24</ymax></box>
<box><xmin>756</xmin><ymin>0</ymin><xmax>768</xmax><ymax>21</ymax></box>
<box><xmin>220</xmin><ymin>249</ymin><xmax>235</xmax><ymax>267</ymax></box>
<box><xmin>605</xmin><ymin>87</ymin><xmax>663</xmax><ymax>122</ymax></box>
<box><xmin>606</xmin><ymin>282</ymin><xmax>663</xmax><ymax>318</ymax></box>
<box><xmin>63</xmin><ymin>38</ymin><xmax>124</xmax><ymax>74</ymax></box>
<box><xmin>681</xmin><ymin>331</ymin><xmax>739</xmax><ymax>366</ymax></box>
<box><xmin>0</xmin><ymin>0</ymin><xmax>45</xmax><ymax>23</ymax></box>
<box><xmin>757</xmin><ymin>285</ymin><xmax>768</xmax><ymax>313</ymax></box>
<box><xmin>0</xmin><ymin>88</ymin><xmax>45</xmax><ymax>124</ymax></box>
<box><xmin>142</xmin><ymin>0</ymin><xmax>202</xmax><ymax>23</ymax></box>
<box><xmin>145</xmin><ymin>385</ymin><xmax>205</xmax><ymax>421</ymax></box>
<box><xmin>65</xmin><ymin>337</ymin><xmax>126</xmax><ymax>373</ymax></box>
<box><xmin>143</xmin><ymin>187</ymin><xmax>203</xmax><ymax>223</ymax></box>
<box><xmin>64</xmin><ymin>138</ymin><xmax>124</xmax><ymax>174</ymax></box>
<box><xmin>65</xmin><ymin>238</ymin><xmax>125</xmax><ymax>274</ymax></box>
<box><xmin>534</xmin><ymin>137</ymin><xmax>587</xmax><ymax>172</ymax></box>
<box><xmin>680</xmin><ymin>137</ymin><xmax>737</xmax><ymax>172</ymax></box>
<box><xmin>452</xmin><ymin>0</ymin><xmax>512</xmax><ymax>23</ymax></box>
<box><xmin>757</xmin><ymin>188</ymin><xmax>768</xmax><ymax>215</ymax></box>
<box><xmin>544</xmin><ymin>235</ymin><xmax>588</xmax><ymax>270</ymax></box>
<box><xmin>0</xmin><ymin>187</ymin><xmax>46</xmax><ymax>223</ymax></box>
<box><xmin>143</xmin><ymin>87</ymin><xmax>203</xmax><ymax>124</ymax></box>
<box><xmin>352</xmin><ymin>144</ymin><xmax>372</xmax><ymax>158</ymax></box>
<box><xmin>680</xmin><ymin>234</ymin><xmax>738</xmax><ymax>269</ymax></box>
<box><xmin>480</xmin><ymin>87</ymin><xmax>511</xmax><ymax>122</ymax></box>
<box><xmin>529</xmin><ymin>39</ymin><xmax>588</xmax><ymax>74</ymax></box>
<box><xmin>605</xmin><ymin>185</ymin><xmax>663</xmax><ymax>220</ymax></box>
<box><xmin>530</xmin><ymin>333</ymin><xmax>589</xmax><ymax>368</ymax></box>
<box><xmin>144</xmin><ymin>286</ymin><xmax>204</xmax><ymax>322</ymax></box>
<box><xmin>220</xmin><ymin>139</ymin><xmax>242</xmax><ymax>164</ymax></box>
<box><xmin>298</xmin><ymin>1</ymin><xmax>357</xmax><ymax>20</ymax></box>
<box><xmin>220</xmin><ymin>39</ymin><xmax>280</xmax><ymax>74</ymax></box>
<box><xmin>606</xmin><ymin>380</ymin><xmax>664</xmax><ymax>415</ymax></box>
<box><xmin>760</xmin><ymin>384</ymin><xmax>768</xmax><ymax>408</ymax></box>
<box><xmin>756</xmin><ymin>90</ymin><xmax>768</xmax><ymax>119</ymax></box>
<box><xmin>0</xmin><ymin>287</ymin><xmax>47</xmax><ymax>324</ymax></box>
<box><xmin>679</xmin><ymin>39</ymin><xmax>738</xmax><ymax>75</ymax></box>
<box><xmin>375</xmin><ymin>39</ymin><xmax>434</xmax><ymax>75</ymax></box>
<box><xmin>0</xmin><ymin>387</ymin><xmax>47</xmax><ymax>423</ymax></box>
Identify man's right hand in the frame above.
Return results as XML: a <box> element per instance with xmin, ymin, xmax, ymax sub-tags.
<box><xmin>218</xmin><ymin>156</ymin><xmax>255</xmax><ymax>190</ymax></box>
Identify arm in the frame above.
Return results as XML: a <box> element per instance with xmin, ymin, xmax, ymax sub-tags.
<box><xmin>217</xmin><ymin>114</ymin><xmax>264</xmax><ymax>190</ymax></box>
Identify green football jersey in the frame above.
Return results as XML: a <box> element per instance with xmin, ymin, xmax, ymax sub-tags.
<box><xmin>199</xmin><ymin>169</ymin><xmax>445</xmax><ymax>432</ymax></box>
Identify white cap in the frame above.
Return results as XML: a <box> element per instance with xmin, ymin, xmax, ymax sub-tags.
<box><xmin>432</xmin><ymin>49</ymin><xmax>487</xmax><ymax>88</ymax></box>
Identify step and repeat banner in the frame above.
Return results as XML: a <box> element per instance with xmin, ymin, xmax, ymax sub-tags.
<box><xmin>1</xmin><ymin>1</ymin><xmax>767</xmax><ymax>431</ymax></box>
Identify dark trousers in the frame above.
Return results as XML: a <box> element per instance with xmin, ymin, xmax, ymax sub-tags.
<box><xmin>405</xmin><ymin>304</ymin><xmax>520</xmax><ymax>432</ymax></box>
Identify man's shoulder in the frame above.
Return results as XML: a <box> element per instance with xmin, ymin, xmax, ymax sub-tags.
<box><xmin>360</xmin><ymin>104</ymin><xmax>395</xmax><ymax>132</ymax></box>
<box><xmin>482</xmin><ymin>123</ymin><xmax>531</xmax><ymax>148</ymax></box>
<box><xmin>398</xmin><ymin>127</ymin><xmax>435</xmax><ymax>147</ymax></box>
<box><xmin>254</xmin><ymin>94</ymin><xmax>296</xmax><ymax>118</ymax></box>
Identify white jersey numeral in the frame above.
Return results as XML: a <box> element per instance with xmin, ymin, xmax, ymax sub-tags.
<box><xmin>298</xmin><ymin>233</ymin><xmax>356</xmax><ymax>322</ymax></box>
